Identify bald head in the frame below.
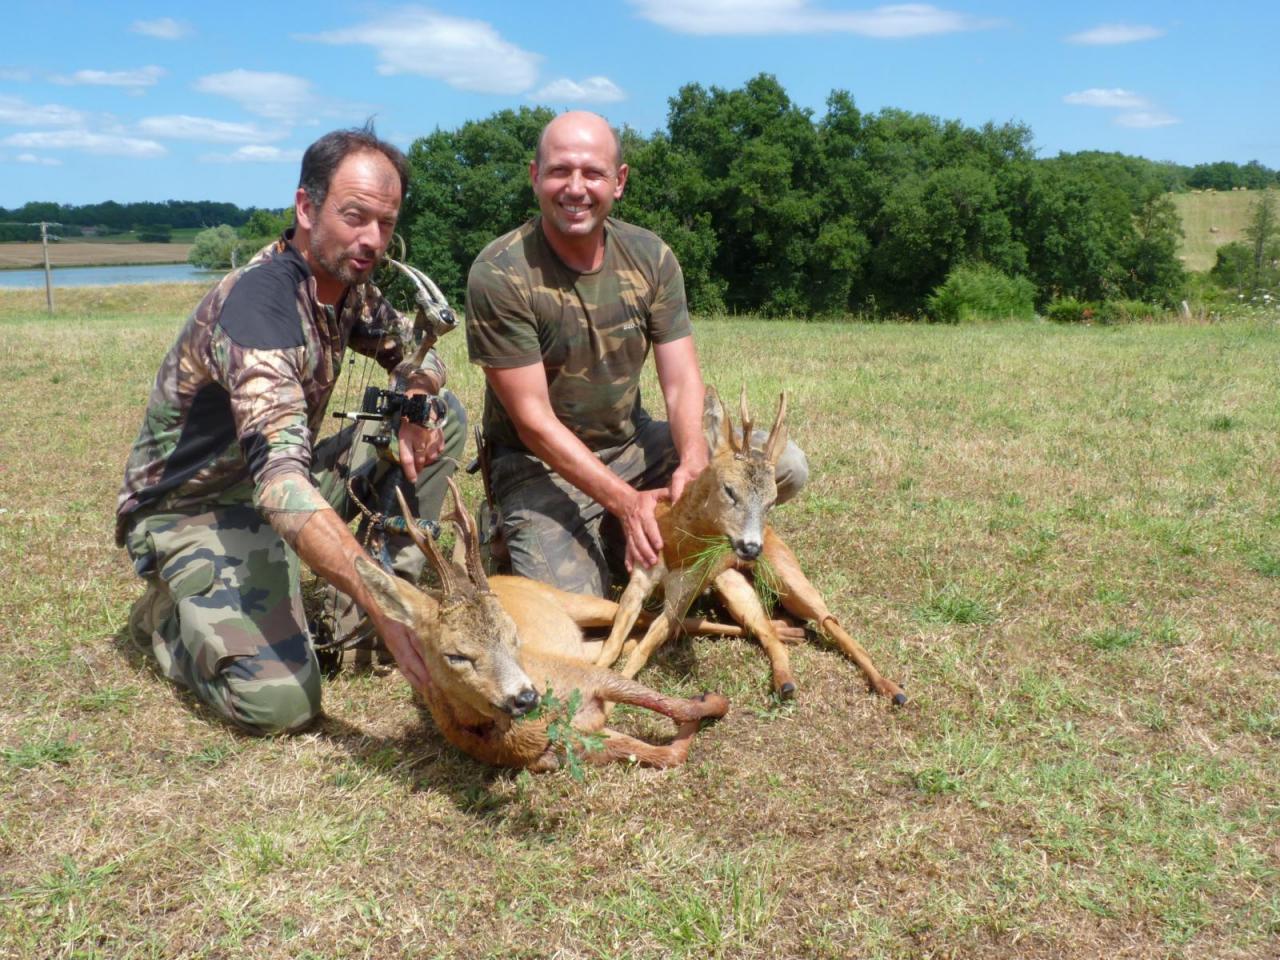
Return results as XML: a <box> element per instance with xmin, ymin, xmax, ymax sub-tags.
<box><xmin>535</xmin><ymin>111</ymin><xmax>623</xmax><ymax>171</ymax></box>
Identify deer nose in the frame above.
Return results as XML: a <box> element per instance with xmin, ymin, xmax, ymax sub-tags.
<box><xmin>733</xmin><ymin>538</ymin><xmax>762</xmax><ymax>560</ymax></box>
<box><xmin>507</xmin><ymin>687</ymin><xmax>540</xmax><ymax>718</ymax></box>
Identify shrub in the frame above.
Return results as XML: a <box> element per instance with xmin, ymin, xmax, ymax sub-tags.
<box><xmin>1094</xmin><ymin>299</ymin><xmax>1161</xmax><ymax>324</ymax></box>
<box><xmin>925</xmin><ymin>263</ymin><xmax>1036</xmax><ymax>324</ymax></box>
<box><xmin>1044</xmin><ymin>297</ymin><xmax>1090</xmax><ymax>324</ymax></box>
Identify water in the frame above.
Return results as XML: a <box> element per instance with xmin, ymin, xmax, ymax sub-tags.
<box><xmin>0</xmin><ymin>262</ymin><xmax>222</xmax><ymax>289</ymax></box>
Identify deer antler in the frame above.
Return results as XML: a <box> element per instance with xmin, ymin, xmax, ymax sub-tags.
<box><xmin>442</xmin><ymin>477</ymin><xmax>492</xmax><ymax>593</ymax></box>
<box><xmin>737</xmin><ymin>384</ymin><xmax>753</xmax><ymax>456</ymax></box>
<box><xmin>393</xmin><ymin>486</ymin><xmax>458</xmax><ymax>597</ymax></box>
<box><xmin>762</xmin><ymin>392</ymin><xmax>788</xmax><ymax>466</ymax></box>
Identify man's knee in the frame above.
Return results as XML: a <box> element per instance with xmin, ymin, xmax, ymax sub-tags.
<box><xmin>219</xmin><ymin>638</ymin><xmax>322</xmax><ymax>735</ymax></box>
<box><xmin>774</xmin><ymin>440</ymin><xmax>809</xmax><ymax>505</ymax></box>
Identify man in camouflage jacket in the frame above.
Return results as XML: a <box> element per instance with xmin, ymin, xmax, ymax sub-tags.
<box><xmin>466</xmin><ymin>111</ymin><xmax>807</xmax><ymax>597</ymax></box>
<box><xmin>117</xmin><ymin>126</ymin><xmax>464</xmax><ymax>734</ymax></box>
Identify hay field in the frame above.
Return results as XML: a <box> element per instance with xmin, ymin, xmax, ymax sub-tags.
<box><xmin>1</xmin><ymin>285</ymin><xmax>1278</xmax><ymax>958</ymax></box>
<box><xmin>0</xmin><ymin>241</ymin><xmax>192</xmax><ymax>269</ymax></box>
<box><xmin>1172</xmin><ymin>188</ymin><xmax>1270</xmax><ymax>272</ymax></box>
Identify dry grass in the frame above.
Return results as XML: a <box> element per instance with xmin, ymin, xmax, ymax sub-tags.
<box><xmin>0</xmin><ymin>241</ymin><xmax>192</xmax><ymax>269</ymax></box>
<box><xmin>1</xmin><ymin>286</ymin><xmax>1278</xmax><ymax>958</ymax></box>
<box><xmin>1172</xmin><ymin>189</ymin><xmax>1268</xmax><ymax>272</ymax></box>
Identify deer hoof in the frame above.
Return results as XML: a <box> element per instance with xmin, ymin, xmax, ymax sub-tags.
<box><xmin>893</xmin><ymin>691</ymin><xmax>908</xmax><ymax>706</ymax></box>
<box><xmin>777</xmin><ymin>681</ymin><xmax>796</xmax><ymax>699</ymax></box>
<box><xmin>695</xmin><ymin>692</ymin><xmax>730</xmax><ymax>717</ymax></box>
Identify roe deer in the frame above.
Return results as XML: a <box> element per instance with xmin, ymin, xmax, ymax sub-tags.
<box><xmin>353</xmin><ymin>480</ymin><xmax>729</xmax><ymax>771</ymax></box>
<box><xmin>595</xmin><ymin>387</ymin><xmax>907</xmax><ymax>705</ymax></box>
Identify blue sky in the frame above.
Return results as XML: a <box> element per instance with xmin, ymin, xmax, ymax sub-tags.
<box><xmin>2</xmin><ymin>1</ymin><xmax>1276</xmax><ymax>209</ymax></box>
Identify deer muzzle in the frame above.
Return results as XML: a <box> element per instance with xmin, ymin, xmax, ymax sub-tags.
<box><xmin>505</xmin><ymin>686</ymin><xmax>541</xmax><ymax>718</ymax></box>
<box><xmin>732</xmin><ymin>537</ymin><xmax>763</xmax><ymax>561</ymax></box>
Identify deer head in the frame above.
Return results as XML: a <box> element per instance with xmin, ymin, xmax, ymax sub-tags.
<box><xmin>680</xmin><ymin>385</ymin><xmax>788</xmax><ymax>562</ymax></box>
<box><xmin>353</xmin><ymin>479</ymin><xmax>540</xmax><ymax>720</ymax></box>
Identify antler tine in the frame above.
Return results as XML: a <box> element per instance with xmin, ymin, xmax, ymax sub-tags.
<box><xmin>737</xmin><ymin>384</ymin><xmax>753</xmax><ymax>454</ymax></box>
<box><xmin>393</xmin><ymin>486</ymin><xmax>458</xmax><ymax>597</ymax></box>
<box><xmin>442</xmin><ymin>477</ymin><xmax>492</xmax><ymax>593</ymax></box>
<box><xmin>763</xmin><ymin>391</ymin><xmax>789</xmax><ymax>464</ymax></box>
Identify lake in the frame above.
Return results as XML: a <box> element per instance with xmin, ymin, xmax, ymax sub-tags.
<box><xmin>0</xmin><ymin>262</ymin><xmax>221</xmax><ymax>289</ymax></box>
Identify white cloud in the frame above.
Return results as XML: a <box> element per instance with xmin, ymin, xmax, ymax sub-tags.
<box><xmin>1065</xmin><ymin>23</ymin><xmax>1164</xmax><ymax>45</ymax></box>
<box><xmin>201</xmin><ymin>144</ymin><xmax>303</xmax><ymax>164</ymax></box>
<box><xmin>629</xmin><ymin>1</ymin><xmax>1000</xmax><ymax>37</ymax></box>
<box><xmin>3</xmin><ymin>129</ymin><xmax>166</xmax><ymax>158</ymax></box>
<box><xmin>15</xmin><ymin>152</ymin><xmax>62</xmax><ymax>166</ymax></box>
<box><xmin>195</xmin><ymin>69</ymin><xmax>336</xmax><ymax>124</ymax></box>
<box><xmin>531</xmin><ymin>76</ymin><xmax>626</xmax><ymax>104</ymax></box>
<box><xmin>1063</xmin><ymin>88</ymin><xmax>1149</xmax><ymax>109</ymax></box>
<box><xmin>1115</xmin><ymin>111</ymin><xmax>1179</xmax><ymax>129</ymax></box>
<box><xmin>136</xmin><ymin>115</ymin><xmax>285</xmax><ymax>143</ymax></box>
<box><xmin>300</xmin><ymin>7</ymin><xmax>542</xmax><ymax>94</ymax></box>
<box><xmin>131</xmin><ymin>18</ymin><xmax>192</xmax><ymax>40</ymax></box>
<box><xmin>51</xmin><ymin>66</ymin><xmax>165</xmax><ymax>90</ymax></box>
<box><xmin>0</xmin><ymin>95</ymin><xmax>85</xmax><ymax>127</ymax></box>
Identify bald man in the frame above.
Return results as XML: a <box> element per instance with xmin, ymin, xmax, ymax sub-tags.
<box><xmin>465</xmin><ymin>111</ymin><xmax>807</xmax><ymax>597</ymax></box>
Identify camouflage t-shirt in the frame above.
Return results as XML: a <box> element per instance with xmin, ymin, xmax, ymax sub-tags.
<box><xmin>465</xmin><ymin>217</ymin><xmax>691</xmax><ymax>452</ymax></box>
<box><xmin>115</xmin><ymin>233</ymin><xmax>447</xmax><ymax>543</ymax></box>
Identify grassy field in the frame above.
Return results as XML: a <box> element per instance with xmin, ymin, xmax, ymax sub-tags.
<box><xmin>1</xmin><ymin>284</ymin><xmax>1278</xmax><ymax>958</ymax></box>
<box><xmin>1172</xmin><ymin>189</ymin><xmax>1270</xmax><ymax>272</ymax></box>
<box><xmin>0</xmin><ymin>240</ymin><xmax>193</xmax><ymax>270</ymax></box>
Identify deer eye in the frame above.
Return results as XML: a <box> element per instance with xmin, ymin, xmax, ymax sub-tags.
<box><xmin>722</xmin><ymin>484</ymin><xmax>739</xmax><ymax>504</ymax></box>
<box><xmin>445</xmin><ymin>653</ymin><xmax>474</xmax><ymax>668</ymax></box>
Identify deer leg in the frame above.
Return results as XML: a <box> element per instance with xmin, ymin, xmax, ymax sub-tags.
<box><xmin>712</xmin><ymin>567</ymin><xmax>797</xmax><ymax>698</ymax></box>
<box><xmin>763</xmin><ymin>530</ymin><xmax>907</xmax><ymax>705</ymax></box>
<box><xmin>618</xmin><ymin>564</ymin><xmax>704</xmax><ymax>679</ymax></box>
<box><xmin>593</xmin><ymin>722</ymin><xmax>702</xmax><ymax>768</ymax></box>
<box><xmin>596</xmin><ymin>562</ymin><xmax>663</xmax><ymax>667</ymax></box>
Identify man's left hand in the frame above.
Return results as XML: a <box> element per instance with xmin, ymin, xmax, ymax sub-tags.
<box><xmin>668</xmin><ymin>454</ymin><xmax>708</xmax><ymax>506</ymax></box>
<box><xmin>398</xmin><ymin>415</ymin><xmax>443</xmax><ymax>484</ymax></box>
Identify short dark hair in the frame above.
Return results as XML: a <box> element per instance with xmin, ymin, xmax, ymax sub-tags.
<box><xmin>298</xmin><ymin>121</ymin><xmax>408</xmax><ymax>209</ymax></box>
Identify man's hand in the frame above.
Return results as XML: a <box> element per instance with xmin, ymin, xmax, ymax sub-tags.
<box><xmin>620</xmin><ymin>487</ymin><xmax>669</xmax><ymax>572</ymax></box>
<box><xmin>397</xmin><ymin>413</ymin><xmax>444</xmax><ymax>484</ymax></box>
<box><xmin>367</xmin><ymin>608</ymin><xmax>431</xmax><ymax>692</ymax></box>
<box><xmin>668</xmin><ymin>453</ymin><xmax>708</xmax><ymax>507</ymax></box>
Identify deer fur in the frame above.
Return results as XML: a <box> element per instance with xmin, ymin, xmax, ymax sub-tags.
<box><xmin>353</xmin><ymin>481</ymin><xmax>728</xmax><ymax>771</ymax></box>
<box><xmin>596</xmin><ymin>386</ymin><xmax>907</xmax><ymax>705</ymax></box>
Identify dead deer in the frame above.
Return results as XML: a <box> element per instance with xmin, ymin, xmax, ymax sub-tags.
<box><xmin>352</xmin><ymin>481</ymin><xmax>729</xmax><ymax>772</ymax></box>
<box><xmin>596</xmin><ymin>387</ymin><xmax>907</xmax><ymax>705</ymax></box>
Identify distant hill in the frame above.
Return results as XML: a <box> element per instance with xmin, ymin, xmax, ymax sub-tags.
<box><xmin>1171</xmin><ymin>189</ymin><xmax>1266</xmax><ymax>272</ymax></box>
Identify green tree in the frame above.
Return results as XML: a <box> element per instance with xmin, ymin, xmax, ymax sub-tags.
<box><xmin>187</xmin><ymin>225</ymin><xmax>238</xmax><ymax>269</ymax></box>
<box><xmin>1243</xmin><ymin>189</ymin><xmax>1279</xmax><ymax>288</ymax></box>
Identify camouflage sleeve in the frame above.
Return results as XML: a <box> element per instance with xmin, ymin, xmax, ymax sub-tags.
<box><xmin>255</xmin><ymin>473</ymin><xmax>333</xmax><ymax>547</ymax></box>
<box><xmin>208</xmin><ymin>327</ymin><xmax>314</xmax><ymax>493</ymax></box>
<box><xmin>648</xmin><ymin>242</ymin><xmax>692</xmax><ymax>344</ymax></box>
<box><xmin>352</xmin><ymin>283</ymin><xmax>447</xmax><ymax>393</ymax></box>
<box><xmin>465</xmin><ymin>255</ymin><xmax>543</xmax><ymax>368</ymax></box>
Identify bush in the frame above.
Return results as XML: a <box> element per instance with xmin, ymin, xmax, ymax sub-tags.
<box><xmin>1094</xmin><ymin>299</ymin><xmax>1161</xmax><ymax>324</ymax></box>
<box><xmin>135</xmin><ymin>223</ymin><xmax>172</xmax><ymax>243</ymax></box>
<box><xmin>925</xmin><ymin>263</ymin><xmax>1036</xmax><ymax>324</ymax></box>
<box><xmin>1044</xmin><ymin>297</ymin><xmax>1091</xmax><ymax>323</ymax></box>
<box><xmin>187</xmin><ymin>225</ymin><xmax>239</xmax><ymax>269</ymax></box>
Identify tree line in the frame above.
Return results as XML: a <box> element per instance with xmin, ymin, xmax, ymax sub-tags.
<box><xmin>0</xmin><ymin>199</ymin><xmax>255</xmax><ymax>241</ymax></box>
<box><xmin>400</xmin><ymin>74</ymin><xmax>1219</xmax><ymax>317</ymax></box>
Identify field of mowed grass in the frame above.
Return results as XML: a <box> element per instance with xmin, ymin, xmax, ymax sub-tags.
<box><xmin>0</xmin><ymin>241</ymin><xmax>193</xmax><ymax>270</ymax></box>
<box><xmin>1</xmin><ymin>283</ymin><xmax>1278</xmax><ymax>959</ymax></box>
<box><xmin>1172</xmin><ymin>189</ymin><xmax>1270</xmax><ymax>272</ymax></box>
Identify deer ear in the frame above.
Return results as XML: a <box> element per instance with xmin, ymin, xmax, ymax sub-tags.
<box><xmin>354</xmin><ymin>555</ymin><xmax>435</xmax><ymax>628</ymax></box>
<box><xmin>703</xmin><ymin>386</ymin><xmax>732</xmax><ymax>455</ymax></box>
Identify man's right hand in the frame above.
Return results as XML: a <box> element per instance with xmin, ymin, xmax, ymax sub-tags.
<box><xmin>620</xmin><ymin>487</ymin><xmax>669</xmax><ymax>572</ymax></box>
<box><xmin>368</xmin><ymin>609</ymin><xmax>431</xmax><ymax>692</ymax></box>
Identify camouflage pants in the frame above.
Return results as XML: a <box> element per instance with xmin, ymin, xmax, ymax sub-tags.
<box><xmin>491</xmin><ymin>415</ymin><xmax>809</xmax><ymax>597</ymax></box>
<box><xmin>123</xmin><ymin>390</ymin><xmax>466</xmax><ymax>735</ymax></box>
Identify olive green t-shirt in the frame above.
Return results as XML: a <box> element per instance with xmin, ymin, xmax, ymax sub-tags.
<box><xmin>465</xmin><ymin>217</ymin><xmax>692</xmax><ymax>452</ymax></box>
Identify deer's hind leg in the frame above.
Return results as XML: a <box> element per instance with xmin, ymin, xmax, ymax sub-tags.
<box><xmin>762</xmin><ymin>529</ymin><xmax>906</xmax><ymax>704</ymax></box>
<box><xmin>712</xmin><ymin>566</ymin><xmax>797</xmax><ymax>698</ymax></box>
<box><xmin>596</xmin><ymin>562</ymin><xmax>664</xmax><ymax>667</ymax></box>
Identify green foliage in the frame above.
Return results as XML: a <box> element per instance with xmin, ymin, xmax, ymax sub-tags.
<box><xmin>239</xmin><ymin>208</ymin><xmax>292</xmax><ymax>242</ymax></box>
<box><xmin>926</xmin><ymin>262</ymin><xmax>1036</xmax><ymax>323</ymax></box>
<box><xmin>187</xmin><ymin>224</ymin><xmax>239</xmax><ymax>270</ymax></box>
<box><xmin>914</xmin><ymin>584</ymin><xmax>993</xmax><ymax>625</ymax></box>
<box><xmin>0</xmin><ymin>199</ymin><xmax>251</xmax><ymax>231</ymax></box>
<box><xmin>3</xmin><ymin>736</ymin><xmax>81</xmax><ymax>769</ymax></box>
<box><xmin>1045</xmin><ymin>298</ymin><xmax>1090</xmax><ymax>323</ymax></box>
<box><xmin>524</xmin><ymin>687</ymin><xmax>605</xmax><ymax>781</ymax></box>
<box><xmin>134</xmin><ymin>223</ymin><xmax>172</xmax><ymax>243</ymax></box>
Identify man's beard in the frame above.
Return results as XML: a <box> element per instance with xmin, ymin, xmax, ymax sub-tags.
<box><xmin>309</xmin><ymin>232</ymin><xmax>374</xmax><ymax>288</ymax></box>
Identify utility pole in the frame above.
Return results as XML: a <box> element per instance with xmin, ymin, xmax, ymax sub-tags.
<box><xmin>38</xmin><ymin>220</ymin><xmax>55</xmax><ymax>314</ymax></box>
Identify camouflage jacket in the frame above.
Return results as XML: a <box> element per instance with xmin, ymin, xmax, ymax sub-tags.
<box><xmin>465</xmin><ymin>216</ymin><xmax>691</xmax><ymax>452</ymax></box>
<box><xmin>115</xmin><ymin>233</ymin><xmax>446</xmax><ymax>544</ymax></box>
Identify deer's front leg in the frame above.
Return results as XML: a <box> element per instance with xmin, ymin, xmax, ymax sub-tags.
<box><xmin>762</xmin><ymin>529</ymin><xmax>906</xmax><ymax>704</ymax></box>
<box><xmin>596</xmin><ymin>560</ymin><xmax>664</xmax><ymax>667</ymax></box>
<box><xmin>619</xmin><ymin>564</ymin><xmax>702</xmax><ymax>680</ymax></box>
<box><xmin>712</xmin><ymin>566</ymin><xmax>796</xmax><ymax>698</ymax></box>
